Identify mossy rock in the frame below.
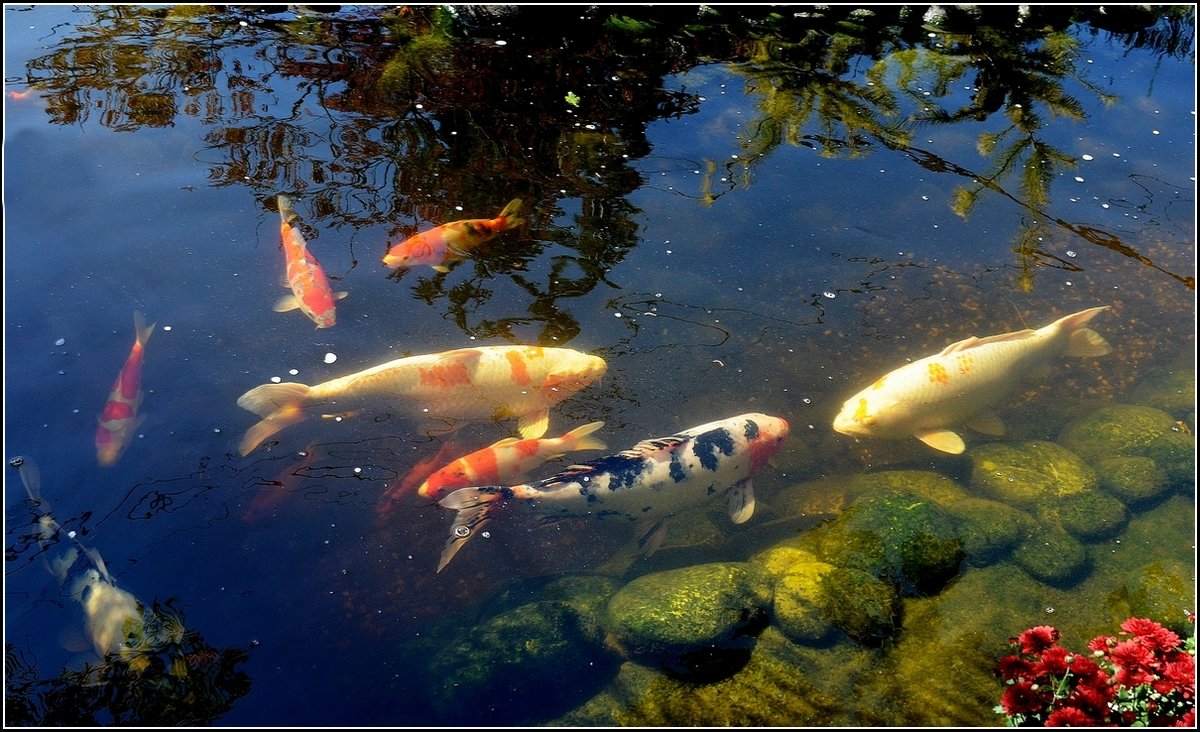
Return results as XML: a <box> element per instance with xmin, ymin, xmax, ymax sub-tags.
<box><xmin>428</xmin><ymin>599</ymin><xmax>616</xmax><ymax>723</ymax></box>
<box><xmin>1097</xmin><ymin>456</ymin><xmax>1171</xmax><ymax>506</ymax></box>
<box><xmin>849</xmin><ymin>470</ymin><xmax>972</xmax><ymax>506</ymax></box>
<box><xmin>817</xmin><ymin>567</ymin><xmax>901</xmax><ymax>646</ymax></box>
<box><xmin>750</xmin><ymin>545</ymin><xmax>821</xmax><ymax>581</ymax></box>
<box><xmin>810</xmin><ymin>489</ymin><xmax>964</xmax><ymax>596</ymax></box>
<box><xmin>1141</xmin><ymin>430</ymin><xmax>1196</xmax><ymax>488</ymax></box>
<box><xmin>1129</xmin><ymin>362</ymin><xmax>1195</xmax><ymax>415</ymax></box>
<box><xmin>1036</xmin><ymin>491</ymin><xmax>1128</xmax><ymax>542</ymax></box>
<box><xmin>1058</xmin><ymin>404</ymin><xmax>1178</xmax><ymax>463</ymax></box>
<box><xmin>1108</xmin><ymin>559</ymin><xmax>1196</xmax><ymax>637</ymax></box>
<box><xmin>969</xmin><ymin>440</ymin><xmax>1096</xmax><ymax>508</ymax></box>
<box><xmin>605</xmin><ymin>563</ymin><xmax>768</xmax><ymax>665</ymax></box>
<box><xmin>772</xmin><ymin>561</ymin><xmax>838</xmax><ymax>646</ymax></box>
<box><xmin>946</xmin><ymin>497</ymin><xmax>1036</xmax><ymax>565</ymax></box>
<box><xmin>1011</xmin><ymin>527</ymin><xmax>1090</xmax><ymax>587</ymax></box>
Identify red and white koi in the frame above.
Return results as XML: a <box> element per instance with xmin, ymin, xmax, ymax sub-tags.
<box><xmin>436</xmin><ymin>412</ymin><xmax>790</xmax><ymax>572</ymax></box>
<box><xmin>415</xmin><ymin>421</ymin><xmax>607</xmax><ymax>500</ymax></box>
<box><xmin>833</xmin><ymin>305</ymin><xmax>1112</xmax><ymax>454</ymax></box>
<box><xmin>275</xmin><ymin>194</ymin><xmax>347</xmax><ymax>328</ymax></box>
<box><xmin>382</xmin><ymin>198</ymin><xmax>525</xmax><ymax>273</ymax></box>
<box><xmin>95</xmin><ymin>311</ymin><xmax>155</xmax><ymax>467</ymax></box>
<box><xmin>236</xmin><ymin>345</ymin><xmax>607</xmax><ymax>455</ymax></box>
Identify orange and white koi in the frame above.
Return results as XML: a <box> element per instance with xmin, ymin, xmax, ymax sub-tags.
<box><xmin>437</xmin><ymin>413</ymin><xmax>789</xmax><ymax>572</ymax></box>
<box><xmin>833</xmin><ymin>306</ymin><xmax>1112</xmax><ymax>454</ymax></box>
<box><xmin>415</xmin><ymin>421</ymin><xmax>607</xmax><ymax>500</ymax></box>
<box><xmin>381</xmin><ymin>198</ymin><xmax>525</xmax><ymax>273</ymax></box>
<box><xmin>236</xmin><ymin>345</ymin><xmax>607</xmax><ymax>455</ymax></box>
<box><xmin>95</xmin><ymin>312</ymin><xmax>155</xmax><ymax>467</ymax></box>
<box><xmin>274</xmin><ymin>194</ymin><xmax>347</xmax><ymax>328</ymax></box>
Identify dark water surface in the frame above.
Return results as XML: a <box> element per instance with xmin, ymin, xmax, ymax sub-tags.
<box><xmin>4</xmin><ymin>5</ymin><xmax>1195</xmax><ymax>726</ymax></box>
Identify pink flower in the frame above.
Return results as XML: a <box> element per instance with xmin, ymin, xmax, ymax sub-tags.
<box><xmin>1019</xmin><ymin>625</ymin><xmax>1061</xmax><ymax>654</ymax></box>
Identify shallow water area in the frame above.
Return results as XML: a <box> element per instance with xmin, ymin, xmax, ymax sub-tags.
<box><xmin>4</xmin><ymin>5</ymin><xmax>1195</xmax><ymax>727</ymax></box>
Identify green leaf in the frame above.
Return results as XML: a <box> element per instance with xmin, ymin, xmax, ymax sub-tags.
<box><xmin>564</xmin><ymin>91</ymin><xmax>581</xmax><ymax>107</ymax></box>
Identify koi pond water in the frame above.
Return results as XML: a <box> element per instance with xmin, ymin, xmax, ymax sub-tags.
<box><xmin>4</xmin><ymin>4</ymin><xmax>1196</xmax><ymax>727</ymax></box>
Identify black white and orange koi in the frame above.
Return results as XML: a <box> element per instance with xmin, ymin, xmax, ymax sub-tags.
<box><xmin>95</xmin><ymin>311</ymin><xmax>155</xmax><ymax>467</ymax></box>
<box><xmin>436</xmin><ymin>412</ymin><xmax>789</xmax><ymax>572</ymax></box>
<box><xmin>382</xmin><ymin>198</ymin><xmax>524</xmax><ymax>273</ymax></box>
<box><xmin>275</xmin><ymin>194</ymin><xmax>347</xmax><ymax>328</ymax></box>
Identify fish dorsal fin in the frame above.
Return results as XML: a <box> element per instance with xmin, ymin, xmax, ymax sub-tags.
<box><xmin>620</xmin><ymin>435</ymin><xmax>688</xmax><ymax>460</ymax></box>
<box><xmin>964</xmin><ymin>411</ymin><xmax>1006</xmax><ymax>436</ymax></box>
<box><xmin>518</xmin><ymin>409</ymin><xmax>550</xmax><ymax>440</ymax></box>
<box><xmin>489</xmin><ymin>436</ymin><xmax>523</xmax><ymax>448</ymax></box>
<box><xmin>915</xmin><ymin>428</ymin><xmax>966</xmax><ymax>454</ymax></box>
<box><xmin>937</xmin><ymin>329</ymin><xmax>1035</xmax><ymax>356</ymax></box>
<box><xmin>727</xmin><ymin>478</ymin><xmax>755</xmax><ymax>524</ymax></box>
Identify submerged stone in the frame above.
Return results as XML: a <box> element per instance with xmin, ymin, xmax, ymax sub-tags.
<box><xmin>1057</xmin><ymin>404</ymin><xmax>1178</xmax><ymax>462</ymax></box>
<box><xmin>604</xmin><ymin>562</ymin><xmax>768</xmax><ymax>677</ymax></box>
<box><xmin>1141</xmin><ymin>431</ymin><xmax>1196</xmax><ymax>489</ymax></box>
<box><xmin>812</xmin><ymin>489</ymin><xmax>964</xmax><ymax>596</ymax></box>
<box><xmin>969</xmin><ymin>440</ymin><xmax>1096</xmax><ymax>508</ymax></box>
<box><xmin>1011</xmin><ymin>527</ymin><xmax>1090</xmax><ymax>587</ymax></box>
<box><xmin>772</xmin><ymin>561</ymin><xmax>838</xmax><ymax>646</ymax></box>
<box><xmin>946</xmin><ymin>497</ymin><xmax>1036</xmax><ymax>565</ymax></box>
<box><xmin>1128</xmin><ymin>360</ymin><xmax>1195</xmax><ymax>415</ymax></box>
<box><xmin>1096</xmin><ymin>456</ymin><xmax>1171</xmax><ymax>506</ymax></box>
<box><xmin>817</xmin><ymin>566</ymin><xmax>901</xmax><ymax>646</ymax></box>
<box><xmin>1108</xmin><ymin>559</ymin><xmax>1196</xmax><ymax>637</ymax></box>
<box><xmin>1037</xmin><ymin>490</ymin><xmax>1129</xmax><ymax>542</ymax></box>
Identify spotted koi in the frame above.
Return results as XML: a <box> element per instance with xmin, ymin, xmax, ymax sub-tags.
<box><xmin>95</xmin><ymin>312</ymin><xmax>155</xmax><ymax>467</ymax></box>
<box><xmin>382</xmin><ymin>198</ymin><xmax>524</xmax><ymax>273</ymax></box>
<box><xmin>436</xmin><ymin>413</ymin><xmax>789</xmax><ymax>572</ymax></box>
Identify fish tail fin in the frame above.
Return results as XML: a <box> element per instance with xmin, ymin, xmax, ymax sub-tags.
<box><xmin>562</xmin><ymin>421</ymin><xmax>607</xmax><ymax>452</ymax></box>
<box><xmin>436</xmin><ymin>486</ymin><xmax>512</xmax><ymax>572</ymax></box>
<box><xmin>132</xmin><ymin>311</ymin><xmax>156</xmax><ymax>348</ymax></box>
<box><xmin>237</xmin><ymin>382</ymin><xmax>311</xmax><ymax>455</ymax></box>
<box><xmin>497</xmin><ymin>198</ymin><xmax>525</xmax><ymax>230</ymax></box>
<box><xmin>1053</xmin><ymin>306</ymin><xmax>1111</xmax><ymax>357</ymax></box>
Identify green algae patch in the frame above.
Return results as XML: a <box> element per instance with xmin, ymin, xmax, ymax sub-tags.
<box><xmin>772</xmin><ymin>561</ymin><xmax>839</xmax><ymax>645</ymax></box>
<box><xmin>1058</xmin><ymin>404</ymin><xmax>1178</xmax><ymax>462</ymax></box>
<box><xmin>946</xmin><ymin>496</ymin><xmax>1036</xmax><ymax>565</ymax></box>
<box><xmin>604</xmin><ymin>562</ymin><xmax>768</xmax><ymax>661</ymax></box>
<box><xmin>818</xmin><ymin>566</ymin><xmax>901</xmax><ymax>646</ymax></box>
<box><xmin>1038</xmin><ymin>490</ymin><xmax>1129</xmax><ymax>542</ymax></box>
<box><xmin>1097</xmin><ymin>456</ymin><xmax>1171</xmax><ymax>506</ymax></box>
<box><xmin>1108</xmin><ymin>559</ymin><xmax>1196</xmax><ymax>637</ymax></box>
<box><xmin>969</xmin><ymin>440</ymin><xmax>1096</xmax><ymax>508</ymax></box>
<box><xmin>849</xmin><ymin>470</ymin><xmax>973</xmax><ymax>506</ymax></box>
<box><xmin>1129</xmin><ymin>360</ymin><xmax>1195</xmax><ymax>415</ymax></box>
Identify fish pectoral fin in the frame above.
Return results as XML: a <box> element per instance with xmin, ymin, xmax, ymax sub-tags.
<box><xmin>334</xmin><ymin>291</ymin><xmax>349</xmax><ymax>301</ymax></box>
<box><xmin>727</xmin><ymin>478</ymin><xmax>756</xmax><ymax>524</ymax></box>
<box><xmin>964</xmin><ymin>411</ymin><xmax>1006</xmax><ymax>436</ymax></box>
<box><xmin>437</xmin><ymin>487</ymin><xmax>506</xmax><ymax>573</ymax></box>
<box><xmin>636</xmin><ymin>516</ymin><xmax>672</xmax><ymax>558</ymax></box>
<box><xmin>915</xmin><ymin>428</ymin><xmax>966</xmax><ymax>454</ymax></box>
<box><xmin>272</xmin><ymin>295</ymin><xmax>301</xmax><ymax>313</ymax></box>
<box><xmin>1065</xmin><ymin>327</ymin><xmax>1111</xmax><ymax>358</ymax></box>
<box><xmin>431</xmin><ymin>264</ymin><xmax>452</xmax><ymax>273</ymax></box>
<box><xmin>518</xmin><ymin>410</ymin><xmax>550</xmax><ymax>440</ymax></box>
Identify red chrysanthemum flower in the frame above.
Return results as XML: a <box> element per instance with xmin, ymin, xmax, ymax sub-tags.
<box><xmin>997</xmin><ymin>654</ymin><xmax>1035</xmax><ymax>681</ymax></box>
<box><xmin>1035</xmin><ymin>645</ymin><xmax>1072</xmax><ymax>676</ymax></box>
<box><xmin>1066</xmin><ymin>653</ymin><xmax>1103</xmax><ymax>680</ymax></box>
<box><xmin>1020</xmin><ymin>625</ymin><xmax>1061</xmax><ymax>654</ymax></box>
<box><xmin>1174</xmin><ymin>707</ymin><xmax>1194</xmax><ymax>727</ymax></box>
<box><xmin>1121</xmin><ymin>617</ymin><xmax>1182</xmax><ymax>653</ymax></box>
<box><xmin>1087</xmin><ymin>635</ymin><xmax>1115</xmax><ymax>653</ymax></box>
<box><xmin>1001</xmin><ymin>680</ymin><xmax>1047</xmax><ymax>716</ymax></box>
<box><xmin>1045</xmin><ymin>705</ymin><xmax>1097</xmax><ymax>726</ymax></box>
<box><xmin>1158</xmin><ymin>658</ymin><xmax>1196</xmax><ymax>694</ymax></box>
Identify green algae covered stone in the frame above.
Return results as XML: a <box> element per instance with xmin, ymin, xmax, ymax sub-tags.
<box><xmin>1011</xmin><ymin>527</ymin><xmax>1089</xmax><ymax>587</ymax></box>
<box><xmin>1037</xmin><ymin>490</ymin><xmax>1129</xmax><ymax>542</ymax></box>
<box><xmin>945</xmin><ymin>497</ymin><xmax>1036</xmax><ymax>565</ymax></box>
<box><xmin>771</xmin><ymin>561</ymin><xmax>838</xmax><ymax>646</ymax></box>
<box><xmin>849</xmin><ymin>470</ymin><xmax>972</xmax><ymax>506</ymax></box>
<box><xmin>1129</xmin><ymin>361</ymin><xmax>1195</xmax><ymax>415</ymax></box>
<box><xmin>812</xmin><ymin>489</ymin><xmax>964</xmax><ymax>596</ymax></box>
<box><xmin>428</xmin><ymin>598</ymin><xmax>617</xmax><ymax>723</ymax></box>
<box><xmin>605</xmin><ymin>563</ymin><xmax>768</xmax><ymax>660</ymax></box>
<box><xmin>1141</xmin><ymin>430</ymin><xmax>1196</xmax><ymax>488</ymax></box>
<box><xmin>1097</xmin><ymin>456</ymin><xmax>1171</xmax><ymax>506</ymax></box>
<box><xmin>1058</xmin><ymin>404</ymin><xmax>1178</xmax><ymax>462</ymax></box>
<box><xmin>969</xmin><ymin>440</ymin><xmax>1096</xmax><ymax>508</ymax></box>
<box><xmin>817</xmin><ymin>566</ymin><xmax>900</xmax><ymax>646</ymax></box>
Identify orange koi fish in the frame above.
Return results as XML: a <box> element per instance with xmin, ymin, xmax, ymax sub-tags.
<box><xmin>382</xmin><ymin>198</ymin><xmax>525</xmax><ymax>273</ymax></box>
<box><xmin>377</xmin><ymin>441</ymin><xmax>464</xmax><ymax>515</ymax></box>
<box><xmin>95</xmin><ymin>312</ymin><xmax>155</xmax><ymax>467</ymax></box>
<box><xmin>274</xmin><ymin>194</ymin><xmax>347</xmax><ymax>328</ymax></box>
<box><xmin>416</xmin><ymin>421</ymin><xmax>607</xmax><ymax>500</ymax></box>
<box><xmin>236</xmin><ymin>345</ymin><xmax>607</xmax><ymax>455</ymax></box>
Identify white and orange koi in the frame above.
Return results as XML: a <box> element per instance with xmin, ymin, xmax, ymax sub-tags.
<box><xmin>382</xmin><ymin>198</ymin><xmax>525</xmax><ymax>273</ymax></box>
<box><xmin>275</xmin><ymin>194</ymin><xmax>347</xmax><ymax>328</ymax></box>
<box><xmin>415</xmin><ymin>421</ymin><xmax>607</xmax><ymax>500</ymax></box>
<box><xmin>95</xmin><ymin>312</ymin><xmax>155</xmax><ymax>467</ymax></box>
<box><xmin>832</xmin><ymin>305</ymin><xmax>1112</xmax><ymax>454</ymax></box>
<box><xmin>437</xmin><ymin>413</ymin><xmax>789</xmax><ymax>572</ymax></box>
<box><xmin>236</xmin><ymin>345</ymin><xmax>607</xmax><ymax>455</ymax></box>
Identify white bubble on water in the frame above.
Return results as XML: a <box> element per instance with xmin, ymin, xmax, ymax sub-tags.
<box><xmin>289</xmin><ymin>368</ymin><xmax>299</xmax><ymax>375</ymax></box>
<box><xmin>55</xmin><ymin>338</ymin><xmax>65</xmax><ymax>346</ymax></box>
<box><xmin>1082</xmin><ymin>154</ymin><xmax>1094</xmax><ymax>161</ymax></box>
<box><xmin>324</xmin><ymin>352</ymin><xmax>337</xmax><ymax>363</ymax></box>
<box><xmin>270</xmin><ymin>376</ymin><xmax>282</xmax><ymax>383</ymax></box>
